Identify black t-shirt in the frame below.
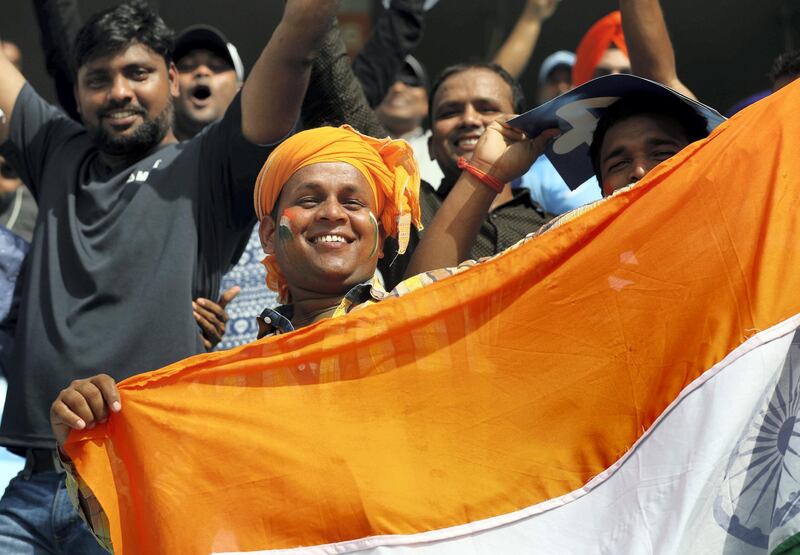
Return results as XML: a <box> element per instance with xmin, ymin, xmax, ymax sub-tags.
<box><xmin>0</xmin><ymin>84</ymin><xmax>270</xmax><ymax>449</ymax></box>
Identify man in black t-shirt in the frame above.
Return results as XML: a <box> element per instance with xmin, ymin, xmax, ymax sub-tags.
<box><xmin>0</xmin><ymin>0</ymin><xmax>339</xmax><ymax>552</ymax></box>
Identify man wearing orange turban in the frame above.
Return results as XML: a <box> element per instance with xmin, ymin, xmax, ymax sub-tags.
<box><xmin>572</xmin><ymin>11</ymin><xmax>630</xmax><ymax>87</ymax></box>
<box><xmin>251</xmin><ymin>124</ymin><xmax>423</xmax><ymax>332</ymax></box>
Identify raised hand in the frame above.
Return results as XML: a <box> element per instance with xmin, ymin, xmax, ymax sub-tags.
<box><xmin>526</xmin><ymin>0</ymin><xmax>560</xmax><ymax>21</ymax></box>
<box><xmin>469</xmin><ymin>116</ymin><xmax>560</xmax><ymax>186</ymax></box>
<box><xmin>194</xmin><ymin>285</ymin><xmax>241</xmax><ymax>350</ymax></box>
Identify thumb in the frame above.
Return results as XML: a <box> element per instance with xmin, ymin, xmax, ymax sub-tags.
<box><xmin>530</xmin><ymin>127</ymin><xmax>561</xmax><ymax>153</ymax></box>
<box><xmin>218</xmin><ymin>286</ymin><xmax>241</xmax><ymax>309</ymax></box>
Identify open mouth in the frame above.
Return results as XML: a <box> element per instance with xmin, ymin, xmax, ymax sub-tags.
<box><xmin>191</xmin><ymin>85</ymin><xmax>211</xmax><ymax>101</ymax></box>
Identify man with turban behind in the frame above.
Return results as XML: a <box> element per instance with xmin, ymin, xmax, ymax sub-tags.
<box><xmin>574</xmin><ymin>2</ymin><xmax>694</xmax><ymax>99</ymax></box>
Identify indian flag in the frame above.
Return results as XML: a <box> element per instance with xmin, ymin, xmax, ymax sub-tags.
<box><xmin>66</xmin><ymin>81</ymin><xmax>800</xmax><ymax>554</ymax></box>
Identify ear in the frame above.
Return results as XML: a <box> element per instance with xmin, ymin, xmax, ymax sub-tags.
<box><xmin>259</xmin><ymin>217</ymin><xmax>276</xmax><ymax>255</ymax></box>
<box><xmin>73</xmin><ymin>84</ymin><xmax>82</xmax><ymax>117</ymax></box>
<box><xmin>376</xmin><ymin>225</ymin><xmax>388</xmax><ymax>260</ymax></box>
<box><xmin>167</xmin><ymin>61</ymin><xmax>179</xmax><ymax>98</ymax></box>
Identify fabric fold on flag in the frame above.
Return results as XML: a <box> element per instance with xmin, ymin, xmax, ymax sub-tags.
<box><xmin>66</xmin><ymin>80</ymin><xmax>800</xmax><ymax>554</ymax></box>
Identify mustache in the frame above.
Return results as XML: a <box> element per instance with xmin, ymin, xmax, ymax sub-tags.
<box><xmin>98</xmin><ymin>103</ymin><xmax>147</xmax><ymax>117</ymax></box>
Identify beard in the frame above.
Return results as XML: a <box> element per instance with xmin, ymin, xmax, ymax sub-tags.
<box><xmin>89</xmin><ymin>100</ymin><xmax>174</xmax><ymax>158</ymax></box>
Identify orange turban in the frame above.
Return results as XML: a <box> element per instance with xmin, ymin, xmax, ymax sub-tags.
<box><xmin>253</xmin><ymin>125</ymin><xmax>422</xmax><ymax>302</ymax></box>
<box><xmin>572</xmin><ymin>11</ymin><xmax>629</xmax><ymax>87</ymax></box>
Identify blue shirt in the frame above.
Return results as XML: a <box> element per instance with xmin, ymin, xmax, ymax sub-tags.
<box><xmin>517</xmin><ymin>155</ymin><xmax>602</xmax><ymax>215</ymax></box>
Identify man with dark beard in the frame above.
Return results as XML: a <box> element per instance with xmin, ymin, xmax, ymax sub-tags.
<box><xmin>0</xmin><ymin>0</ymin><xmax>338</xmax><ymax>552</ymax></box>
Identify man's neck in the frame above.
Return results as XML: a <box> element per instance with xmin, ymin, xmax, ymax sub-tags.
<box><xmin>173</xmin><ymin>118</ymin><xmax>202</xmax><ymax>142</ymax></box>
<box><xmin>289</xmin><ymin>294</ymin><xmax>346</xmax><ymax>328</ymax></box>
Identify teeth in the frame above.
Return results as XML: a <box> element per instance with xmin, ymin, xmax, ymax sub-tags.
<box><xmin>313</xmin><ymin>235</ymin><xmax>346</xmax><ymax>244</ymax></box>
<box><xmin>107</xmin><ymin>111</ymin><xmax>137</xmax><ymax>119</ymax></box>
<box><xmin>458</xmin><ymin>137</ymin><xmax>479</xmax><ymax>147</ymax></box>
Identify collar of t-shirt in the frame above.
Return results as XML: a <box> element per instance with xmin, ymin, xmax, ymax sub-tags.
<box><xmin>256</xmin><ymin>277</ymin><xmax>389</xmax><ymax>338</ymax></box>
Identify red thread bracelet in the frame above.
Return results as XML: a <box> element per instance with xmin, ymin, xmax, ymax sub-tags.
<box><xmin>457</xmin><ymin>157</ymin><xmax>505</xmax><ymax>194</ymax></box>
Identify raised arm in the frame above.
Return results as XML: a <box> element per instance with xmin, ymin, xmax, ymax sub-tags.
<box><xmin>0</xmin><ymin>46</ymin><xmax>26</xmax><ymax>144</ymax></box>
<box><xmin>492</xmin><ymin>0</ymin><xmax>559</xmax><ymax>80</ymax></box>
<box><xmin>32</xmin><ymin>0</ymin><xmax>84</xmax><ymax>121</ymax></box>
<box><xmin>241</xmin><ymin>0</ymin><xmax>339</xmax><ymax>145</ymax></box>
<box><xmin>405</xmin><ymin>120</ymin><xmax>558</xmax><ymax>276</ymax></box>
<box><xmin>619</xmin><ymin>0</ymin><xmax>695</xmax><ymax>99</ymax></box>
<box><xmin>352</xmin><ymin>0</ymin><xmax>426</xmax><ymax>108</ymax></box>
<box><xmin>301</xmin><ymin>16</ymin><xmax>386</xmax><ymax>137</ymax></box>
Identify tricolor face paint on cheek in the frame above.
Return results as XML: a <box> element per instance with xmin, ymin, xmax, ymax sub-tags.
<box><xmin>278</xmin><ymin>208</ymin><xmax>296</xmax><ymax>243</ymax></box>
<box><xmin>368</xmin><ymin>211</ymin><xmax>380</xmax><ymax>259</ymax></box>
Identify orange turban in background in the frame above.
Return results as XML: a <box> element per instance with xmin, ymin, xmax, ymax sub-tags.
<box><xmin>572</xmin><ymin>11</ymin><xmax>629</xmax><ymax>86</ymax></box>
<box><xmin>253</xmin><ymin>125</ymin><xmax>422</xmax><ymax>302</ymax></box>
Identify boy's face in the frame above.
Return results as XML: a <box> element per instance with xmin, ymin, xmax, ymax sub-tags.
<box><xmin>599</xmin><ymin>113</ymin><xmax>690</xmax><ymax>196</ymax></box>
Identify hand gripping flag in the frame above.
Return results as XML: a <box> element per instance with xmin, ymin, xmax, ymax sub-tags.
<box><xmin>66</xmin><ymin>81</ymin><xmax>800</xmax><ymax>554</ymax></box>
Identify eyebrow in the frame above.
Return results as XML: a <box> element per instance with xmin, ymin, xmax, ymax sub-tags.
<box><xmin>291</xmin><ymin>182</ymin><xmax>368</xmax><ymax>196</ymax></box>
<box><xmin>602</xmin><ymin>137</ymin><xmax>684</xmax><ymax>165</ymax></box>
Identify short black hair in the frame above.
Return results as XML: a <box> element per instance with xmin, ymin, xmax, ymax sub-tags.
<box><xmin>427</xmin><ymin>62</ymin><xmax>526</xmax><ymax>128</ymax></box>
<box><xmin>589</xmin><ymin>93</ymin><xmax>710</xmax><ymax>181</ymax></box>
<box><xmin>769</xmin><ymin>50</ymin><xmax>800</xmax><ymax>85</ymax></box>
<box><xmin>73</xmin><ymin>0</ymin><xmax>174</xmax><ymax>73</ymax></box>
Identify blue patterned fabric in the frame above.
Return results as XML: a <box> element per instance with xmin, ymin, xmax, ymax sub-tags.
<box><xmin>0</xmin><ymin>226</ymin><xmax>28</xmax><ymax>322</ymax></box>
<box><xmin>217</xmin><ymin>225</ymin><xmax>278</xmax><ymax>350</ymax></box>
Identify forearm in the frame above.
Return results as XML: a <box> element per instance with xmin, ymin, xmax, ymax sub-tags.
<box><xmin>241</xmin><ymin>0</ymin><xmax>339</xmax><ymax>144</ymax></box>
<box><xmin>302</xmin><ymin>17</ymin><xmax>386</xmax><ymax>136</ymax></box>
<box><xmin>405</xmin><ymin>173</ymin><xmax>496</xmax><ymax>277</ymax></box>
<box><xmin>32</xmin><ymin>0</ymin><xmax>83</xmax><ymax>121</ymax></box>
<box><xmin>352</xmin><ymin>0</ymin><xmax>425</xmax><ymax>108</ymax></box>
<box><xmin>0</xmin><ymin>51</ymin><xmax>26</xmax><ymax>143</ymax></box>
<box><xmin>619</xmin><ymin>0</ymin><xmax>695</xmax><ymax>98</ymax></box>
<box><xmin>492</xmin><ymin>14</ymin><xmax>543</xmax><ymax>79</ymax></box>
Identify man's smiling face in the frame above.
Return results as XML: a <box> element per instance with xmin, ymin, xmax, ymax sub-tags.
<box><xmin>262</xmin><ymin>162</ymin><xmax>383</xmax><ymax>298</ymax></box>
<box><xmin>75</xmin><ymin>42</ymin><xmax>177</xmax><ymax>157</ymax></box>
<box><xmin>428</xmin><ymin>68</ymin><xmax>515</xmax><ymax>179</ymax></box>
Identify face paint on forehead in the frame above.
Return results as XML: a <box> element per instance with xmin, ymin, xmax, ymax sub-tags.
<box><xmin>368</xmin><ymin>211</ymin><xmax>380</xmax><ymax>259</ymax></box>
<box><xmin>278</xmin><ymin>208</ymin><xmax>296</xmax><ymax>242</ymax></box>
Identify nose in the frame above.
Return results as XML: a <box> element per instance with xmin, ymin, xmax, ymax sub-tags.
<box><xmin>628</xmin><ymin>161</ymin><xmax>648</xmax><ymax>184</ymax></box>
<box><xmin>390</xmin><ymin>81</ymin><xmax>407</xmax><ymax>93</ymax></box>
<box><xmin>459</xmin><ymin>104</ymin><xmax>483</xmax><ymax>128</ymax></box>
<box><xmin>316</xmin><ymin>197</ymin><xmax>347</xmax><ymax>222</ymax></box>
<box><xmin>108</xmin><ymin>74</ymin><xmax>134</xmax><ymax>104</ymax></box>
<box><xmin>193</xmin><ymin>63</ymin><xmax>212</xmax><ymax>78</ymax></box>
